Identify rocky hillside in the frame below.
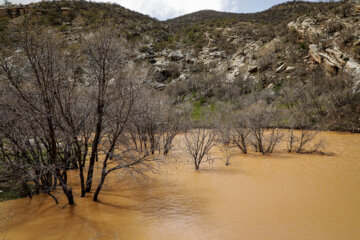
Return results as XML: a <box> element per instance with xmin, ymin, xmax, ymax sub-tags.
<box><xmin>1</xmin><ymin>0</ymin><xmax>360</xmax><ymax>131</ymax></box>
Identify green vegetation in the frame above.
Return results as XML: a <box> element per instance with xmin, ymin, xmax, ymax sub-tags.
<box><xmin>0</xmin><ymin>185</ymin><xmax>25</xmax><ymax>202</ymax></box>
<box><xmin>0</xmin><ymin>17</ymin><xmax>9</xmax><ymax>33</ymax></box>
<box><xmin>29</xmin><ymin>2</ymin><xmax>76</xmax><ymax>26</ymax></box>
<box><xmin>191</xmin><ymin>97</ymin><xmax>216</xmax><ymax>121</ymax></box>
<box><xmin>299</xmin><ymin>41</ymin><xmax>308</xmax><ymax>51</ymax></box>
<box><xmin>80</xmin><ymin>7</ymin><xmax>102</xmax><ymax>26</ymax></box>
<box><xmin>182</xmin><ymin>24</ymin><xmax>206</xmax><ymax>50</ymax></box>
<box><xmin>0</xmin><ymin>170</ymin><xmax>33</xmax><ymax>202</ymax></box>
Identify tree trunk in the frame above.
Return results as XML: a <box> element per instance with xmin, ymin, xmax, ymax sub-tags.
<box><xmin>86</xmin><ymin>126</ymin><xmax>101</xmax><ymax>192</ymax></box>
<box><xmin>241</xmin><ymin>135</ymin><xmax>247</xmax><ymax>154</ymax></box>
<box><xmin>195</xmin><ymin>160</ymin><xmax>200</xmax><ymax>170</ymax></box>
<box><xmin>288</xmin><ymin>129</ymin><xmax>294</xmax><ymax>153</ymax></box>
<box><xmin>63</xmin><ymin>188</ymin><xmax>74</xmax><ymax>205</ymax></box>
<box><xmin>93</xmin><ymin>172</ymin><xmax>106</xmax><ymax>202</ymax></box>
<box><xmin>22</xmin><ymin>182</ymin><xmax>32</xmax><ymax>199</ymax></box>
<box><xmin>75</xmin><ymin>140</ymin><xmax>86</xmax><ymax>197</ymax></box>
<box><xmin>34</xmin><ymin>179</ymin><xmax>40</xmax><ymax>194</ymax></box>
<box><xmin>86</xmin><ymin>95</ymin><xmax>104</xmax><ymax>192</ymax></box>
<box><xmin>79</xmin><ymin>162</ymin><xmax>86</xmax><ymax>197</ymax></box>
<box><xmin>52</xmin><ymin>175</ymin><xmax>57</xmax><ymax>190</ymax></box>
<box><xmin>56</xmin><ymin>169</ymin><xmax>75</xmax><ymax>205</ymax></box>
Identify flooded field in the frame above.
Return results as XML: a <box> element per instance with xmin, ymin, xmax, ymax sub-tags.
<box><xmin>1</xmin><ymin>131</ymin><xmax>360</xmax><ymax>240</ymax></box>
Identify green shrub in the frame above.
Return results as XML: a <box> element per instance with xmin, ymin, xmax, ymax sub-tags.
<box><xmin>81</xmin><ymin>8</ymin><xmax>102</xmax><ymax>26</ymax></box>
<box><xmin>0</xmin><ymin>17</ymin><xmax>9</xmax><ymax>33</ymax></box>
<box><xmin>58</xmin><ymin>24</ymin><xmax>67</xmax><ymax>32</ymax></box>
<box><xmin>199</xmin><ymin>96</ymin><xmax>206</xmax><ymax>105</ymax></box>
<box><xmin>299</xmin><ymin>41</ymin><xmax>308</xmax><ymax>51</ymax></box>
<box><xmin>153</xmin><ymin>41</ymin><xmax>167</xmax><ymax>52</ymax></box>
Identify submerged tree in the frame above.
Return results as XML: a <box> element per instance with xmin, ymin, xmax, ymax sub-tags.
<box><xmin>91</xmin><ymin>65</ymin><xmax>156</xmax><ymax>202</ymax></box>
<box><xmin>184</xmin><ymin>128</ymin><xmax>217</xmax><ymax>170</ymax></box>
<box><xmin>0</xmin><ymin>27</ymin><xmax>77</xmax><ymax>204</ymax></box>
<box><xmin>82</xmin><ymin>26</ymin><xmax>131</xmax><ymax>193</ymax></box>
<box><xmin>246</xmin><ymin>102</ymin><xmax>283</xmax><ymax>155</ymax></box>
<box><xmin>215</xmin><ymin>105</ymin><xmax>234</xmax><ymax>165</ymax></box>
<box><xmin>231</xmin><ymin>112</ymin><xmax>250</xmax><ymax>154</ymax></box>
<box><xmin>0</xmin><ymin>24</ymin><xmax>178</xmax><ymax>203</ymax></box>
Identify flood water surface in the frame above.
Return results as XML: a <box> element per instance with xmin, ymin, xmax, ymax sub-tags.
<box><xmin>1</xmin><ymin>131</ymin><xmax>360</xmax><ymax>240</ymax></box>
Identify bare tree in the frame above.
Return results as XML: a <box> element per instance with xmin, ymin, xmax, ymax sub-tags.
<box><xmin>128</xmin><ymin>91</ymin><xmax>162</xmax><ymax>155</ymax></box>
<box><xmin>92</xmin><ymin>100</ymin><xmax>158</xmax><ymax>202</ymax></box>
<box><xmin>215</xmin><ymin>105</ymin><xmax>235</xmax><ymax>165</ymax></box>
<box><xmin>128</xmin><ymin>91</ymin><xmax>184</xmax><ymax>157</ymax></box>
<box><xmin>184</xmin><ymin>128</ymin><xmax>217</xmax><ymax>170</ymax></box>
<box><xmin>81</xmin><ymin>26</ymin><xmax>130</xmax><ymax>193</ymax></box>
<box><xmin>285</xmin><ymin>113</ymin><xmax>321</xmax><ymax>154</ymax></box>
<box><xmin>279</xmin><ymin>83</ymin><xmax>325</xmax><ymax>154</ymax></box>
<box><xmin>296</xmin><ymin>130</ymin><xmax>320</xmax><ymax>153</ymax></box>
<box><xmin>161</xmin><ymin>116</ymin><xmax>183</xmax><ymax>156</ymax></box>
<box><xmin>55</xmin><ymin>78</ymin><xmax>93</xmax><ymax>197</ymax></box>
<box><xmin>231</xmin><ymin>112</ymin><xmax>250</xmax><ymax>154</ymax></box>
<box><xmin>159</xmin><ymin>97</ymin><xmax>185</xmax><ymax>156</ymax></box>
<box><xmin>0</xmin><ymin>26</ymin><xmax>76</xmax><ymax>204</ymax></box>
<box><xmin>91</xmin><ymin>63</ymin><xmax>157</xmax><ymax>201</ymax></box>
<box><xmin>216</xmin><ymin>128</ymin><xmax>232</xmax><ymax>166</ymax></box>
<box><xmin>246</xmin><ymin>102</ymin><xmax>283</xmax><ymax>155</ymax></box>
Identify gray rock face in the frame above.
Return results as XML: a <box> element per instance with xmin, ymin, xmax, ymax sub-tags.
<box><xmin>309</xmin><ymin>44</ymin><xmax>344</xmax><ymax>73</ymax></box>
<box><xmin>288</xmin><ymin>12</ymin><xmax>360</xmax><ymax>79</ymax></box>
<box><xmin>136</xmin><ymin>6</ymin><xmax>360</xmax><ymax>91</ymax></box>
<box><xmin>345</xmin><ymin>59</ymin><xmax>360</xmax><ymax>83</ymax></box>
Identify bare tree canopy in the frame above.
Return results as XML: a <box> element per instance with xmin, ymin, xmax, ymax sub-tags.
<box><xmin>184</xmin><ymin>128</ymin><xmax>217</xmax><ymax>170</ymax></box>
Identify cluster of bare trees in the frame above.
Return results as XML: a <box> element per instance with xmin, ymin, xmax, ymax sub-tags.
<box><xmin>211</xmin><ymin>99</ymin><xmax>325</xmax><ymax>167</ymax></box>
<box><xmin>0</xmin><ymin>25</ymin><xmax>185</xmax><ymax>204</ymax></box>
<box><xmin>184</xmin><ymin>101</ymin><xmax>302</xmax><ymax>170</ymax></box>
<box><xmin>183</xmin><ymin>101</ymin><xmax>324</xmax><ymax>170</ymax></box>
<box><xmin>128</xmin><ymin>92</ymin><xmax>184</xmax><ymax>156</ymax></box>
<box><xmin>213</xmin><ymin>102</ymin><xmax>283</xmax><ymax>161</ymax></box>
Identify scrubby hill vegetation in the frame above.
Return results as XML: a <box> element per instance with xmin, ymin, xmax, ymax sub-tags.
<box><xmin>165</xmin><ymin>1</ymin><xmax>347</xmax><ymax>29</ymax></box>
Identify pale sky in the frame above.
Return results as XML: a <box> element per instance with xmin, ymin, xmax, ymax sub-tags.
<box><xmin>5</xmin><ymin>0</ymin><xmax>324</xmax><ymax>20</ymax></box>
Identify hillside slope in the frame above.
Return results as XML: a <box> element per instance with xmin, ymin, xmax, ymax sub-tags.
<box><xmin>1</xmin><ymin>0</ymin><xmax>360</xmax><ymax>131</ymax></box>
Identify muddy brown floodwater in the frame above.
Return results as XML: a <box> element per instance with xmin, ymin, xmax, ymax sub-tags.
<box><xmin>1</xmin><ymin>131</ymin><xmax>360</xmax><ymax>240</ymax></box>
